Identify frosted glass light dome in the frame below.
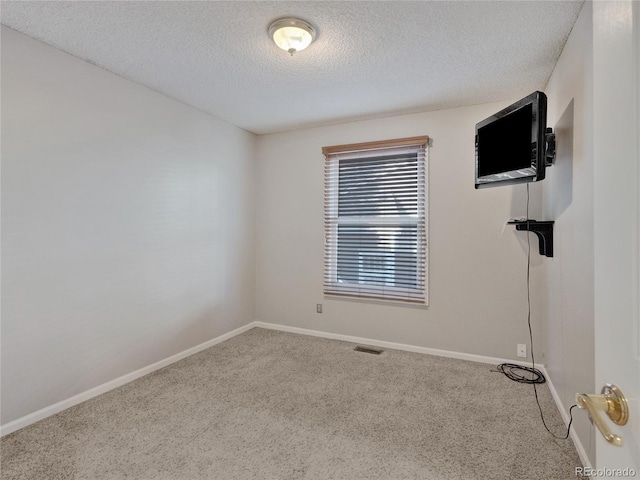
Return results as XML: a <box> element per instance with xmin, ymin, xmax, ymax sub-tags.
<box><xmin>268</xmin><ymin>18</ymin><xmax>316</xmax><ymax>56</ymax></box>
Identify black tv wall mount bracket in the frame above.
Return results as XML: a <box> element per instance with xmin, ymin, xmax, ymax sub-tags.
<box><xmin>545</xmin><ymin>128</ymin><xmax>556</xmax><ymax>166</ymax></box>
<box><xmin>507</xmin><ymin>220</ymin><xmax>555</xmax><ymax>257</ymax></box>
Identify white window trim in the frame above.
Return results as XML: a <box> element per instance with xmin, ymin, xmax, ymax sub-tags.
<box><xmin>323</xmin><ymin>136</ymin><xmax>429</xmax><ymax>306</ymax></box>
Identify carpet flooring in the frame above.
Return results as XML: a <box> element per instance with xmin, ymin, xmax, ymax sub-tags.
<box><xmin>1</xmin><ymin>327</ymin><xmax>584</xmax><ymax>479</ymax></box>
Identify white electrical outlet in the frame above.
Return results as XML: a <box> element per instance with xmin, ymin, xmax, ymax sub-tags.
<box><xmin>517</xmin><ymin>344</ymin><xmax>527</xmax><ymax>358</ymax></box>
<box><xmin>316</xmin><ymin>304</ymin><xmax>323</xmax><ymax>314</ymax></box>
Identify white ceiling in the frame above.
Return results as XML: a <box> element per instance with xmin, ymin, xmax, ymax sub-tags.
<box><xmin>1</xmin><ymin>1</ymin><xmax>583</xmax><ymax>135</ymax></box>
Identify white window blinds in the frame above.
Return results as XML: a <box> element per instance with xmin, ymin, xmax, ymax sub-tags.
<box><xmin>323</xmin><ymin>136</ymin><xmax>429</xmax><ymax>304</ymax></box>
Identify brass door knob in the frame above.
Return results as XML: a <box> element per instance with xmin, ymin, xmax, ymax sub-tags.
<box><xmin>576</xmin><ymin>384</ymin><xmax>628</xmax><ymax>446</ymax></box>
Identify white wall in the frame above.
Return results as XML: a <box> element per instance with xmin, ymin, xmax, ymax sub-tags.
<box><xmin>256</xmin><ymin>104</ymin><xmax>546</xmax><ymax>361</ymax></box>
<box><xmin>542</xmin><ymin>2</ymin><xmax>595</xmax><ymax>465</ymax></box>
<box><xmin>1</xmin><ymin>27</ymin><xmax>256</xmax><ymax>425</ymax></box>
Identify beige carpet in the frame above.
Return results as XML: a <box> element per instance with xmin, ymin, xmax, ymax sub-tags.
<box><xmin>1</xmin><ymin>327</ymin><xmax>584</xmax><ymax>479</ymax></box>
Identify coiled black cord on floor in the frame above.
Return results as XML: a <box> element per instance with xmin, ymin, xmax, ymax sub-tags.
<box><xmin>494</xmin><ymin>363</ymin><xmax>545</xmax><ymax>384</ymax></box>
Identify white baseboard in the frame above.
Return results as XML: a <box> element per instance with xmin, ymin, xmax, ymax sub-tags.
<box><xmin>253</xmin><ymin>321</ymin><xmax>544</xmax><ymax>368</ymax></box>
<box><xmin>541</xmin><ymin>365</ymin><xmax>592</xmax><ymax>472</ymax></box>
<box><xmin>0</xmin><ymin>322</ymin><xmax>255</xmax><ymax>437</ymax></box>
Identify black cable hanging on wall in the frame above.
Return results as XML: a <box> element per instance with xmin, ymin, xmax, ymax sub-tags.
<box><xmin>494</xmin><ymin>183</ymin><xmax>576</xmax><ymax>440</ymax></box>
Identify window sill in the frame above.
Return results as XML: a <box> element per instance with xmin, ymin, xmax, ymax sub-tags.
<box><xmin>323</xmin><ymin>293</ymin><xmax>429</xmax><ymax>309</ymax></box>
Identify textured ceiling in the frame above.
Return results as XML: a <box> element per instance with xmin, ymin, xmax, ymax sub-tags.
<box><xmin>1</xmin><ymin>1</ymin><xmax>583</xmax><ymax>135</ymax></box>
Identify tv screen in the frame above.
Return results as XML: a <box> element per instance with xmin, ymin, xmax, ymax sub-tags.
<box><xmin>475</xmin><ymin>91</ymin><xmax>548</xmax><ymax>189</ymax></box>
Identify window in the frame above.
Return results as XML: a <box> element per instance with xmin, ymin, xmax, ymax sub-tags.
<box><xmin>323</xmin><ymin>136</ymin><xmax>429</xmax><ymax>304</ymax></box>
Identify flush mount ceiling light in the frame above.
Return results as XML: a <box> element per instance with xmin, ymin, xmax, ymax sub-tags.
<box><xmin>268</xmin><ymin>18</ymin><xmax>316</xmax><ymax>56</ymax></box>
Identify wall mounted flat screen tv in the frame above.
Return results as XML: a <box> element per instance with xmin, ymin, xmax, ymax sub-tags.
<box><xmin>475</xmin><ymin>91</ymin><xmax>548</xmax><ymax>189</ymax></box>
